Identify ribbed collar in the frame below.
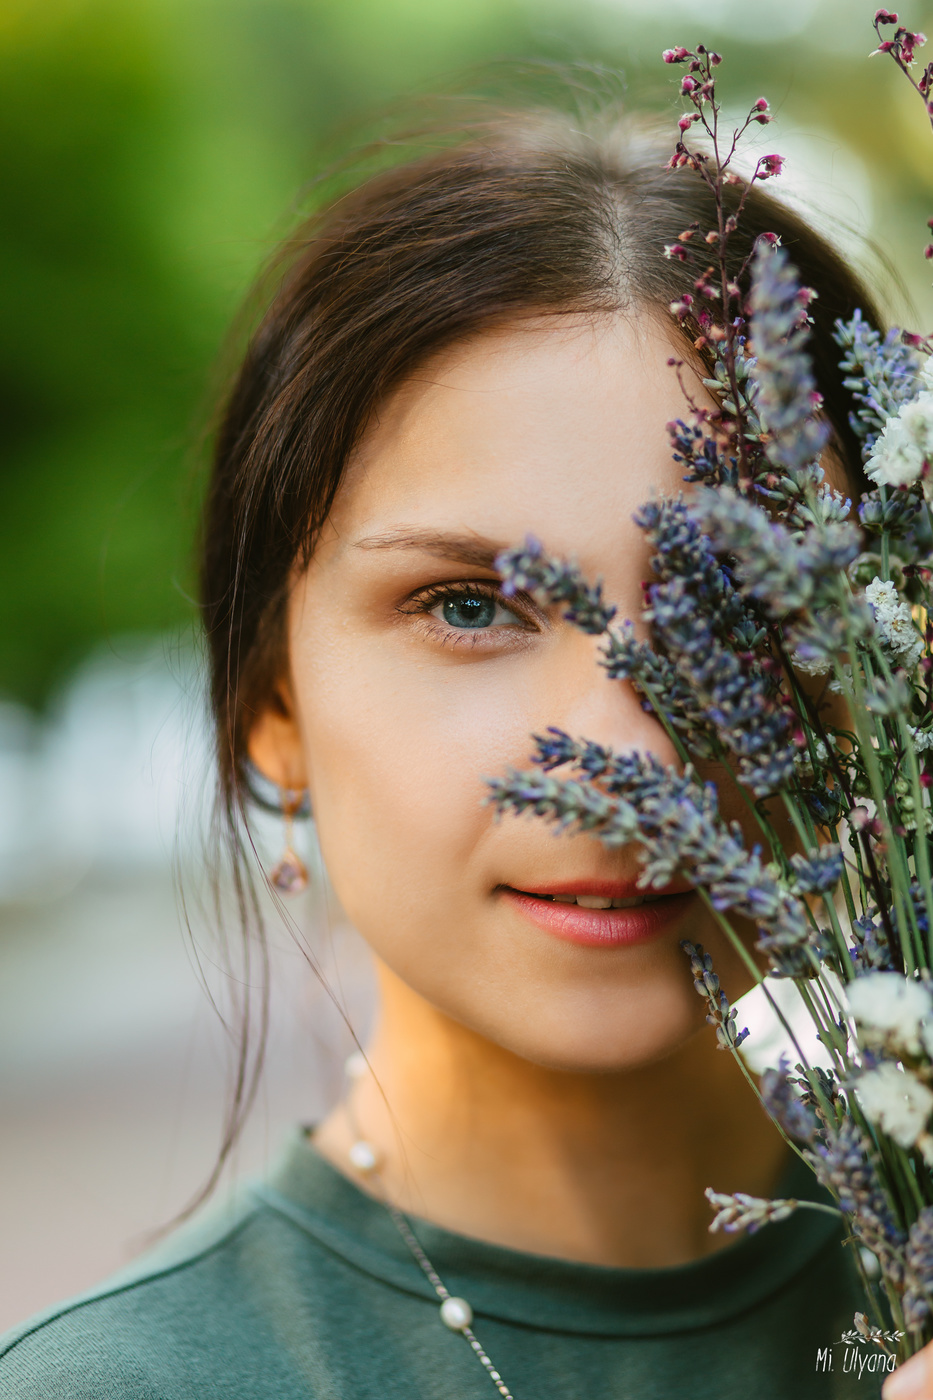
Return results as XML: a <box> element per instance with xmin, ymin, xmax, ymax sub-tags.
<box><xmin>251</xmin><ymin>1126</ymin><xmax>844</xmax><ymax>1338</ymax></box>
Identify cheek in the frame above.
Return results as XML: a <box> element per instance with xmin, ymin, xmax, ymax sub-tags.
<box><xmin>291</xmin><ymin>633</ymin><xmax>530</xmax><ymax>934</ymax></box>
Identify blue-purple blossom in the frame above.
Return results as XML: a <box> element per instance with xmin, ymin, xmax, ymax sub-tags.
<box><xmin>905</xmin><ymin>1208</ymin><xmax>933</xmax><ymax>1329</ymax></box>
<box><xmin>850</xmin><ymin>910</ymin><xmax>896</xmax><ymax>973</ymax></box>
<box><xmin>495</xmin><ymin>537</ymin><xmax>616</xmax><ymax>635</ymax></box>
<box><xmin>834</xmin><ymin>311</ymin><xmax>922</xmax><ymax>455</ymax></box>
<box><xmin>636</xmin><ymin>497</ymin><xmax>796</xmax><ymax>796</ymax></box>
<box><xmin>693</xmin><ymin>486</ymin><xmax>861</xmax><ymax>616</ymax></box>
<box><xmin>760</xmin><ymin>1056</ymin><xmax>821</xmax><ymax>1142</ymax></box>
<box><xmin>789</xmin><ymin>846</ymin><xmax>844</xmax><ymax>895</ymax></box>
<box><xmin>748</xmin><ymin>243</ymin><xmax>830</xmax><ymax>474</ymax></box>
<box><xmin>806</xmin><ymin>1118</ymin><xmax>907</xmax><ymax>1286</ymax></box>
<box><xmin>706</xmin><ymin>1188</ymin><xmax>797</xmax><ymax>1233</ymax></box>
<box><xmin>667</xmin><ymin>417</ymin><xmax>736</xmax><ymax>488</ymax></box>
<box><xmin>682</xmin><ymin>939</ymin><xmax>750</xmax><ymax>1049</ymax></box>
<box><xmin>858</xmin><ymin>487</ymin><xmax>922</xmax><ymax>538</ymax></box>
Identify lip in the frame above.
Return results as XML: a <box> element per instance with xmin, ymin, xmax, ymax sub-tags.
<box><xmin>500</xmin><ymin>884</ymin><xmax>697</xmax><ymax>948</ymax></box>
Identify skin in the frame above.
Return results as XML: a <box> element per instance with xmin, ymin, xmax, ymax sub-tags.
<box><xmin>248</xmin><ymin>310</ymin><xmax>796</xmax><ymax>1271</ymax></box>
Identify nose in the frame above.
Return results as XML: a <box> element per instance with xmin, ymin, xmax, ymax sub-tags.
<box><xmin>541</xmin><ymin>628</ymin><xmax>681</xmax><ymax>772</ymax></box>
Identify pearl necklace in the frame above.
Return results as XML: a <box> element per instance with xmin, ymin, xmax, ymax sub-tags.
<box><xmin>344</xmin><ymin>1111</ymin><xmax>517</xmax><ymax>1398</ymax></box>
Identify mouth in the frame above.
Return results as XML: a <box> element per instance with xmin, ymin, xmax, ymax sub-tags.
<box><xmin>498</xmin><ymin>882</ymin><xmax>696</xmax><ymax>948</ymax></box>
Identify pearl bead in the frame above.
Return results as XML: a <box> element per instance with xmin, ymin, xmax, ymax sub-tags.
<box><xmin>348</xmin><ymin>1140</ymin><xmax>380</xmax><ymax>1172</ymax></box>
<box><xmin>344</xmin><ymin>1051</ymin><xmax>368</xmax><ymax>1079</ymax></box>
<box><xmin>440</xmin><ymin>1296</ymin><xmax>473</xmax><ymax>1331</ymax></box>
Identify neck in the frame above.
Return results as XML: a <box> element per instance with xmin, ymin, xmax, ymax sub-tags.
<box><xmin>313</xmin><ymin>962</ymin><xmax>789</xmax><ymax>1269</ymax></box>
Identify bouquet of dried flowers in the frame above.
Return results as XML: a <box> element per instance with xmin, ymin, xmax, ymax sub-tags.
<box><xmin>488</xmin><ymin>10</ymin><xmax>933</xmax><ymax>1362</ymax></box>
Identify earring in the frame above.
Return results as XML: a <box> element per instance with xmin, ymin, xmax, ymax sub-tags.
<box><xmin>269</xmin><ymin>788</ymin><xmax>310</xmax><ymax>895</ymax></box>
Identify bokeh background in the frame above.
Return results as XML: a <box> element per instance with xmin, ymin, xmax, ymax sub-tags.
<box><xmin>3</xmin><ymin>0</ymin><xmax>933</xmax><ymax>1331</ymax></box>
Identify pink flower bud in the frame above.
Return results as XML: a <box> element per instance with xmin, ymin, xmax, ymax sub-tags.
<box><xmin>663</xmin><ymin>46</ymin><xmax>690</xmax><ymax>63</ymax></box>
<box><xmin>924</xmin><ymin>244</ymin><xmax>933</xmax><ymax>259</ymax></box>
<box><xmin>874</xmin><ymin>8</ymin><xmax>898</xmax><ymax>22</ymax></box>
<box><xmin>753</xmin><ymin>97</ymin><xmax>769</xmax><ymax>111</ymax></box>
<box><xmin>709</xmin><ymin>52</ymin><xmax>722</xmax><ymax>65</ymax></box>
<box><xmin>663</xmin><ymin>243</ymin><xmax>689</xmax><ymax>261</ymax></box>
<box><xmin>899</xmin><ymin>30</ymin><xmax>926</xmax><ymax>65</ymax></box>
<box><xmin>757</xmin><ymin>153</ymin><xmax>785</xmax><ymax>178</ymax></box>
<box><xmin>678</xmin><ymin>113</ymin><xmax>698</xmax><ymax>132</ymax></box>
<box><xmin>681</xmin><ymin>76</ymin><xmax>698</xmax><ymax>93</ymax></box>
<box><xmin>753</xmin><ymin>112</ymin><xmax>773</xmax><ymax>124</ymax></box>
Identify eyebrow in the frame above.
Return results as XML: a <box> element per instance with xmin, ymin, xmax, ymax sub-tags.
<box><xmin>353</xmin><ymin>528</ymin><xmax>507</xmax><ymax>570</ymax></box>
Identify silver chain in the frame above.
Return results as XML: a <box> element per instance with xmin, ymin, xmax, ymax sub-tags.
<box><xmin>342</xmin><ymin>1067</ymin><xmax>517</xmax><ymax>1399</ymax></box>
<box><xmin>383</xmin><ymin>1198</ymin><xmax>516</xmax><ymax>1400</ymax></box>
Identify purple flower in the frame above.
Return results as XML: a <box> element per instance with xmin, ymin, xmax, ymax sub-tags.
<box><xmin>682</xmin><ymin>940</ymin><xmax>750</xmax><ymax>1049</ymax></box>
<box><xmin>663</xmin><ymin>46</ymin><xmax>691</xmax><ymax>63</ymax></box>
<box><xmin>748</xmin><ymin>243</ymin><xmax>830</xmax><ymax>473</ymax></box>
<box><xmin>905</xmin><ymin>1209</ymin><xmax>933</xmax><ymax>1328</ymax></box>
<box><xmin>761</xmin><ymin>1057</ymin><xmax>820</xmax><ymax>1142</ymax></box>
<box><xmin>806</xmin><ymin>1119</ymin><xmax>907</xmax><ymax>1286</ymax></box>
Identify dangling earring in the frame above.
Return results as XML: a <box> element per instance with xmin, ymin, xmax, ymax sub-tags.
<box><xmin>269</xmin><ymin>788</ymin><xmax>310</xmax><ymax>895</ymax></box>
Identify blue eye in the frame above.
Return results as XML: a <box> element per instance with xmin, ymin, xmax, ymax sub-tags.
<box><xmin>442</xmin><ymin>595</ymin><xmax>497</xmax><ymax>629</ymax></box>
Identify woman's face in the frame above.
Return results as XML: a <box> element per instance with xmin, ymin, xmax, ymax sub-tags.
<box><xmin>252</xmin><ymin>313</ymin><xmax>755</xmax><ymax>1072</ymax></box>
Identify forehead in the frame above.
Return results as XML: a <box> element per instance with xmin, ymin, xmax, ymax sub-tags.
<box><xmin>321</xmin><ymin>312</ymin><xmax>696</xmax><ymax>560</ymax></box>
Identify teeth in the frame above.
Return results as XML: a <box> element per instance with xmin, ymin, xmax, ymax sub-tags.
<box><xmin>529</xmin><ymin>892</ymin><xmax>645</xmax><ymax>908</ymax></box>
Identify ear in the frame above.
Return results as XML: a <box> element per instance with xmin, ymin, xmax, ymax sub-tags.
<box><xmin>246</xmin><ymin>678</ymin><xmax>309</xmax><ymax>792</ymax></box>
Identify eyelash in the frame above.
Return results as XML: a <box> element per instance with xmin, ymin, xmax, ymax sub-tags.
<box><xmin>400</xmin><ymin>581</ymin><xmax>537</xmax><ymax>644</ymax></box>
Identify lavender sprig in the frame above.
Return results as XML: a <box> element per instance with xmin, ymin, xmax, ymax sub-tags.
<box><xmin>748</xmin><ymin>243</ymin><xmax>830</xmax><ymax>476</ymax></box>
<box><xmin>496</xmin><ymin>536</ymin><xmax>616</xmax><ymax>634</ymax></box>
<box><xmin>682</xmin><ymin>939</ymin><xmax>749</xmax><ymax>1049</ymax></box>
<box><xmin>705</xmin><ymin>1188</ymin><xmax>799</xmax><ymax>1233</ymax></box>
<box><xmin>834</xmin><ymin>310</ymin><xmax>923</xmax><ymax>454</ymax></box>
<box><xmin>806</xmin><ymin>1118</ymin><xmax>908</xmax><ymax>1290</ymax></box>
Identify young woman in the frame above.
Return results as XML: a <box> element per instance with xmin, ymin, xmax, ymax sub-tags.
<box><xmin>1</xmin><ymin>110</ymin><xmax>927</xmax><ymax>1399</ymax></box>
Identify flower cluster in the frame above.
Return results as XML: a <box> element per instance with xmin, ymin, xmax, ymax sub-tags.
<box><xmin>488</xmin><ymin>15</ymin><xmax>933</xmax><ymax>1359</ymax></box>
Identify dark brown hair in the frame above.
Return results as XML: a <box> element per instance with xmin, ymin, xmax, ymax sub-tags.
<box><xmin>197</xmin><ymin>107</ymin><xmax>882</xmax><ymax>1187</ymax></box>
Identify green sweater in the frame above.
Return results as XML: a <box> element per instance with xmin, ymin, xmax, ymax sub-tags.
<box><xmin>0</xmin><ymin>1127</ymin><xmax>884</xmax><ymax>1398</ymax></box>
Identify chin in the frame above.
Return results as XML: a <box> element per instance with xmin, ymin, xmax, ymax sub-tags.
<box><xmin>455</xmin><ymin>982</ymin><xmax>708</xmax><ymax>1076</ymax></box>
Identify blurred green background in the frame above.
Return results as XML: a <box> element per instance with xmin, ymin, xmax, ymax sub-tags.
<box><xmin>3</xmin><ymin>0</ymin><xmax>933</xmax><ymax>705</ymax></box>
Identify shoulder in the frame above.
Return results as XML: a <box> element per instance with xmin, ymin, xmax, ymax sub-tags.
<box><xmin>0</xmin><ymin>1191</ymin><xmax>303</xmax><ymax>1400</ymax></box>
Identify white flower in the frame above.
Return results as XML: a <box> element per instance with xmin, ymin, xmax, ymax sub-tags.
<box><xmin>847</xmin><ymin>971</ymin><xmax>933</xmax><ymax>1057</ymax></box>
<box><xmin>909</xmin><ymin>726</ymin><xmax>933</xmax><ymax>753</ymax></box>
<box><xmin>789</xmin><ymin>651</ymin><xmax>832</xmax><ymax>677</ymax></box>
<box><xmin>855</xmin><ymin>1062</ymin><xmax>933</xmax><ymax>1148</ymax></box>
<box><xmin>865</xmin><ymin>391</ymin><xmax>933</xmax><ymax>488</ymax></box>
<box><xmin>865</xmin><ymin>577</ymin><xmax>923</xmax><ymax>672</ymax></box>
